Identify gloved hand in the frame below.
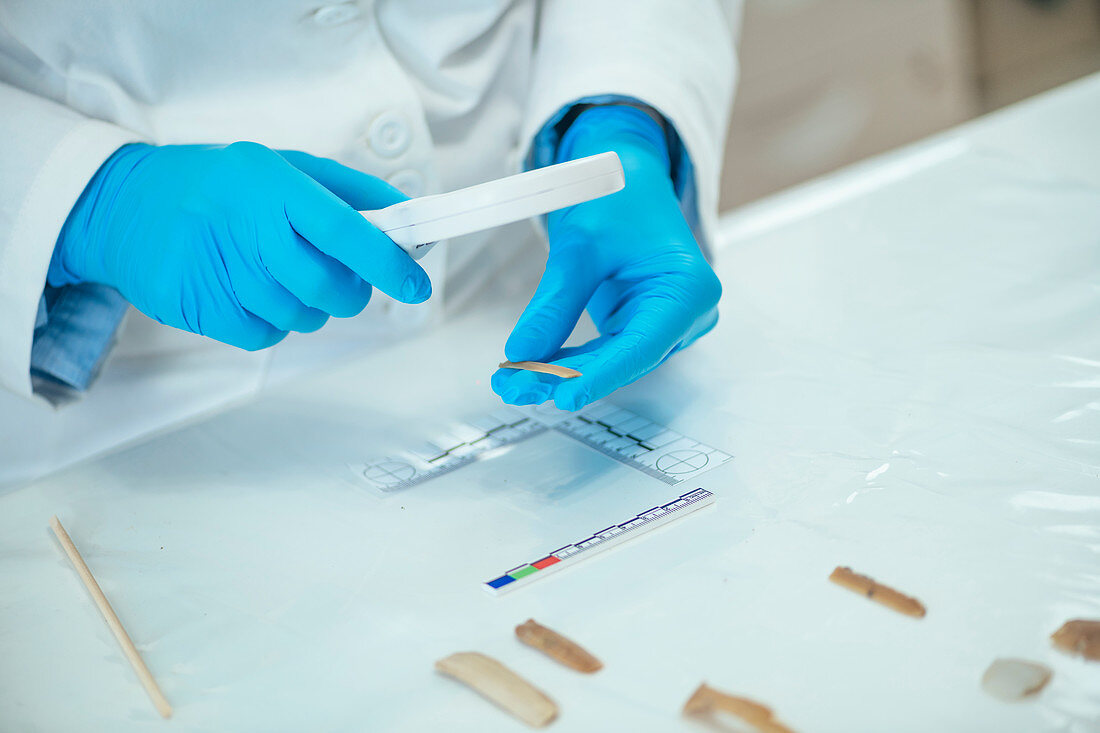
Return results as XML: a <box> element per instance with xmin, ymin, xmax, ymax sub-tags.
<box><xmin>493</xmin><ymin>105</ymin><xmax>721</xmax><ymax>411</ymax></box>
<box><xmin>50</xmin><ymin>142</ymin><xmax>431</xmax><ymax>350</ymax></box>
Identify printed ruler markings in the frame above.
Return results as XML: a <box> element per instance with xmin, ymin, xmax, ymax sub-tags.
<box><xmin>483</xmin><ymin>488</ymin><xmax>716</xmax><ymax>595</ymax></box>
<box><xmin>356</xmin><ymin>414</ymin><xmax>545</xmax><ymax>492</ymax></box>
<box><xmin>555</xmin><ymin>418</ymin><xmax>680</xmax><ymax>485</ymax></box>
<box><xmin>355</xmin><ymin>403</ymin><xmax>732</xmax><ymax>492</ymax></box>
<box><xmin>554</xmin><ymin>405</ymin><xmax>732</xmax><ymax>486</ymax></box>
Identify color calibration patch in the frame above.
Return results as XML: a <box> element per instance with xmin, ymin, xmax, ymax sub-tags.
<box><xmin>483</xmin><ymin>488</ymin><xmax>716</xmax><ymax>595</ymax></box>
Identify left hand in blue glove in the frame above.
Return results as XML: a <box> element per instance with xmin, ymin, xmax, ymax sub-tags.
<box><xmin>492</xmin><ymin>105</ymin><xmax>721</xmax><ymax>411</ymax></box>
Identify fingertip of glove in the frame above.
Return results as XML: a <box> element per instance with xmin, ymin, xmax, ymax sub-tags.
<box><xmin>503</xmin><ymin>334</ymin><xmax>543</xmax><ymax>363</ymax></box>
<box><xmin>400</xmin><ymin>273</ymin><xmax>432</xmax><ymax>303</ymax></box>
<box><xmin>494</xmin><ymin>377</ymin><xmax>551</xmax><ymax>407</ymax></box>
<box><xmin>491</xmin><ymin>375</ymin><xmax>519</xmax><ymax>405</ymax></box>
<box><xmin>237</xmin><ymin>327</ymin><xmax>288</xmax><ymax>352</ymax></box>
<box><xmin>511</xmin><ymin>391</ymin><xmax>542</xmax><ymax>406</ymax></box>
<box><xmin>554</xmin><ymin>383</ymin><xmax>590</xmax><ymax>412</ymax></box>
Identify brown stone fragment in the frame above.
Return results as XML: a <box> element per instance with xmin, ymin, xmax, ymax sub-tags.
<box><xmin>1051</xmin><ymin>619</ymin><xmax>1100</xmax><ymax>661</ymax></box>
<box><xmin>515</xmin><ymin>619</ymin><xmax>602</xmax><ymax>673</ymax></box>
<box><xmin>829</xmin><ymin>566</ymin><xmax>926</xmax><ymax>618</ymax></box>
<box><xmin>683</xmin><ymin>683</ymin><xmax>797</xmax><ymax>733</ymax></box>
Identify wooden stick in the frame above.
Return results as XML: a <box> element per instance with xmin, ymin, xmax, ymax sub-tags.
<box><xmin>49</xmin><ymin>516</ymin><xmax>172</xmax><ymax>719</ymax></box>
<box><xmin>829</xmin><ymin>566</ymin><xmax>926</xmax><ymax>618</ymax></box>
<box><xmin>515</xmin><ymin>619</ymin><xmax>602</xmax><ymax>673</ymax></box>
<box><xmin>435</xmin><ymin>652</ymin><xmax>557</xmax><ymax>728</ymax></box>
<box><xmin>499</xmin><ymin>361</ymin><xmax>581</xmax><ymax>379</ymax></box>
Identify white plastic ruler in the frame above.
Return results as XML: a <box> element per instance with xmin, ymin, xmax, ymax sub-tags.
<box><xmin>483</xmin><ymin>487</ymin><xmax>716</xmax><ymax>595</ymax></box>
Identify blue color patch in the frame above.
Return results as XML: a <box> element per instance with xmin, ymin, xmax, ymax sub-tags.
<box><xmin>487</xmin><ymin>575</ymin><xmax>516</xmax><ymax>589</ymax></box>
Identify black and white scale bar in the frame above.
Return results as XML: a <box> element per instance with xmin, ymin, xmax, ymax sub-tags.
<box><xmin>483</xmin><ymin>488</ymin><xmax>716</xmax><ymax>595</ymax></box>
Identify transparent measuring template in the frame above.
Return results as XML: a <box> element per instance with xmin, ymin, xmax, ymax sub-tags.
<box><xmin>350</xmin><ymin>401</ymin><xmax>733</xmax><ymax>493</ymax></box>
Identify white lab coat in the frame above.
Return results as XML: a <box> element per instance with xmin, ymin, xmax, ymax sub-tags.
<box><xmin>0</xmin><ymin>0</ymin><xmax>739</xmax><ymax>483</ymax></box>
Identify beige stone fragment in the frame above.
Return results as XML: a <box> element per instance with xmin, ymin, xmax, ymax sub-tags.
<box><xmin>499</xmin><ymin>361</ymin><xmax>581</xmax><ymax>379</ymax></box>
<box><xmin>435</xmin><ymin>651</ymin><xmax>557</xmax><ymax>728</ymax></box>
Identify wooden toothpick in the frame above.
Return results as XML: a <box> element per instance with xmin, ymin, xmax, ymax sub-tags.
<box><xmin>49</xmin><ymin>516</ymin><xmax>172</xmax><ymax>719</ymax></box>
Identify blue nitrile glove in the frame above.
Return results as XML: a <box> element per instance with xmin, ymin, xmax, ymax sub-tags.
<box><xmin>492</xmin><ymin>105</ymin><xmax>721</xmax><ymax>410</ymax></box>
<box><xmin>50</xmin><ymin>142</ymin><xmax>431</xmax><ymax>350</ymax></box>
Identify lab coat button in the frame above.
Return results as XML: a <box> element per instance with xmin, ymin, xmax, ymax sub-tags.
<box><xmin>311</xmin><ymin>3</ymin><xmax>361</xmax><ymax>26</ymax></box>
<box><xmin>387</xmin><ymin>170</ymin><xmax>425</xmax><ymax>198</ymax></box>
<box><xmin>368</xmin><ymin>112</ymin><xmax>411</xmax><ymax>158</ymax></box>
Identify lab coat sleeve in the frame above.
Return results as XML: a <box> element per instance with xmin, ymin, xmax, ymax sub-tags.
<box><xmin>524</xmin><ymin>0</ymin><xmax>741</xmax><ymax>252</ymax></box>
<box><xmin>0</xmin><ymin>81</ymin><xmax>144</xmax><ymax>402</ymax></box>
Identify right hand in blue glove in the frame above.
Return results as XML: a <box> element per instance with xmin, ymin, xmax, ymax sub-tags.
<box><xmin>50</xmin><ymin>142</ymin><xmax>431</xmax><ymax>350</ymax></box>
<box><xmin>492</xmin><ymin>105</ymin><xmax>721</xmax><ymax>411</ymax></box>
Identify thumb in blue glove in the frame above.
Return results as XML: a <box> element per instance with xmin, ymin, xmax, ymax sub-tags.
<box><xmin>51</xmin><ymin>142</ymin><xmax>431</xmax><ymax>351</ymax></box>
<box><xmin>493</xmin><ymin>105</ymin><xmax>721</xmax><ymax>411</ymax></box>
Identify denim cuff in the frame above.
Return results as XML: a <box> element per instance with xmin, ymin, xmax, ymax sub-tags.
<box><xmin>527</xmin><ymin>95</ymin><xmax>701</xmax><ymax>243</ymax></box>
<box><xmin>31</xmin><ymin>282</ymin><xmax>128</xmax><ymax>394</ymax></box>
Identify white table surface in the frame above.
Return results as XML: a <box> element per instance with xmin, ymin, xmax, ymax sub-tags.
<box><xmin>2</xmin><ymin>75</ymin><xmax>1099</xmax><ymax>732</ymax></box>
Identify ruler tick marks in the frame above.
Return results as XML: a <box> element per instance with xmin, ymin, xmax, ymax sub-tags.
<box><xmin>482</xmin><ymin>488</ymin><xmax>716</xmax><ymax>595</ymax></box>
<box><xmin>353</xmin><ymin>403</ymin><xmax>731</xmax><ymax>493</ymax></box>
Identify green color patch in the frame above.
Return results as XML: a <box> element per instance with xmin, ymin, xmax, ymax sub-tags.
<box><xmin>509</xmin><ymin>565</ymin><xmax>538</xmax><ymax>580</ymax></box>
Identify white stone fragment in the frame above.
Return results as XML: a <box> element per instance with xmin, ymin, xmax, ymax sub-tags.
<box><xmin>980</xmin><ymin>658</ymin><xmax>1052</xmax><ymax>702</ymax></box>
